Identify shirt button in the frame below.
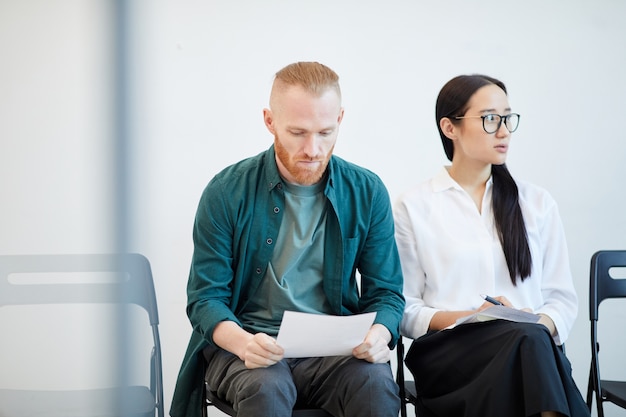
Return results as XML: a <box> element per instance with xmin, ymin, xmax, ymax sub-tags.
<box><xmin>277</xmin><ymin>183</ymin><xmax>283</xmax><ymax>190</ymax></box>
<box><xmin>266</xmin><ymin>238</ymin><xmax>273</xmax><ymax>245</ymax></box>
<box><xmin>255</xmin><ymin>267</ymin><xmax>262</xmax><ymax>274</ymax></box>
<box><xmin>273</xmin><ymin>207</ymin><xmax>280</xmax><ymax>213</ymax></box>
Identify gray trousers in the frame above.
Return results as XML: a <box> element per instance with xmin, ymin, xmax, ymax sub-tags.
<box><xmin>203</xmin><ymin>346</ymin><xmax>400</xmax><ymax>417</ymax></box>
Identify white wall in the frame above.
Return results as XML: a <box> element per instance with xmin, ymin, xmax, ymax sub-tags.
<box><xmin>0</xmin><ymin>0</ymin><xmax>115</xmax><ymax>254</ymax></box>
<box><xmin>2</xmin><ymin>1</ymin><xmax>625</xmax><ymax>416</ymax></box>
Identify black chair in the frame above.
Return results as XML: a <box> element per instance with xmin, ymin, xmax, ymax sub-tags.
<box><xmin>0</xmin><ymin>253</ymin><xmax>164</xmax><ymax>417</ymax></box>
<box><xmin>586</xmin><ymin>250</ymin><xmax>626</xmax><ymax>416</ymax></box>
<box><xmin>396</xmin><ymin>336</ymin><xmax>418</xmax><ymax>417</ymax></box>
<box><xmin>201</xmin><ymin>353</ymin><xmax>332</xmax><ymax>417</ymax></box>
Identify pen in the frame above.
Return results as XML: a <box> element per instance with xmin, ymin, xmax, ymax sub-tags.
<box><xmin>480</xmin><ymin>293</ymin><xmax>503</xmax><ymax>306</ymax></box>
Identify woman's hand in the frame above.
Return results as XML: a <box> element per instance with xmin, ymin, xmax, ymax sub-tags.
<box><xmin>477</xmin><ymin>297</ymin><xmax>557</xmax><ymax>336</ymax></box>
<box><xmin>477</xmin><ymin>295</ymin><xmax>512</xmax><ymax>311</ymax></box>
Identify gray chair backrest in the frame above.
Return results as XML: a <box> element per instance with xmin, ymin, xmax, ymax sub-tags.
<box><xmin>0</xmin><ymin>253</ymin><xmax>158</xmax><ymax>323</ymax></box>
<box><xmin>0</xmin><ymin>253</ymin><xmax>164</xmax><ymax>417</ymax></box>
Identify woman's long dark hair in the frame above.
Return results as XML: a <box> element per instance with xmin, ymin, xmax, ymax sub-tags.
<box><xmin>435</xmin><ymin>75</ymin><xmax>531</xmax><ymax>284</ymax></box>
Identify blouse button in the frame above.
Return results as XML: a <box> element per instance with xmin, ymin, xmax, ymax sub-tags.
<box><xmin>273</xmin><ymin>207</ymin><xmax>280</xmax><ymax>213</ymax></box>
<box><xmin>266</xmin><ymin>238</ymin><xmax>273</xmax><ymax>245</ymax></box>
<box><xmin>255</xmin><ymin>267</ymin><xmax>262</xmax><ymax>274</ymax></box>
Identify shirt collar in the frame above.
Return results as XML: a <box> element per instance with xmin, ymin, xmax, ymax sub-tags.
<box><xmin>264</xmin><ymin>145</ymin><xmax>283</xmax><ymax>191</ymax></box>
<box><xmin>432</xmin><ymin>166</ymin><xmax>493</xmax><ymax>192</ymax></box>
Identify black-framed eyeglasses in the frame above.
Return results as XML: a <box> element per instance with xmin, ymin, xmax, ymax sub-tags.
<box><xmin>454</xmin><ymin>113</ymin><xmax>521</xmax><ymax>134</ymax></box>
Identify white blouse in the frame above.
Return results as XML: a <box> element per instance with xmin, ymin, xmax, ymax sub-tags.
<box><xmin>394</xmin><ymin>167</ymin><xmax>578</xmax><ymax>345</ymax></box>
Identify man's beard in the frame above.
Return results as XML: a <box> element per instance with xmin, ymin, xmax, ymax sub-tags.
<box><xmin>274</xmin><ymin>136</ymin><xmax>332</xmax><ymax>185</ymax></box>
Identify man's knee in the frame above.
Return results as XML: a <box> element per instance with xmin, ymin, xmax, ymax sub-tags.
<box><xmin>344</xmin><ymin>362</ymin><xmax>400</xmax><ymax>416</ymax></box>
<box><xmin>239</xmin><ymin>368</ymin><xmax>297</xmax><ymax>397</ymax></box>
<box><xmin>343</xmin><ymin>362</ymin><xmax>399</xmax><ymax>401</ymax></box>
<box><xmin>233</xmin><ymin>366</ymin><xmax>298</xmax><ymax>413</ymax></box>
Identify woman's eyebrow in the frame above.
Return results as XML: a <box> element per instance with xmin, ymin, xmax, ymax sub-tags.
<box><xmin>479</xmin><ymin>107</ymin><xmax>512</xmax><ymax>114</ymax></box>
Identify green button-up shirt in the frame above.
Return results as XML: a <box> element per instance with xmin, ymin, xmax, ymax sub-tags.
<box><xmin>170</xmin><ymin>145</ymin><xmax>404</xmax><ymax>417</ymax></box>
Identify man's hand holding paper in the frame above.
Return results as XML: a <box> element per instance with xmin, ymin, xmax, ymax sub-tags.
<box><xmin>276</xmin><ymin>311</ymin><xmax>377</xmax><ymax>359</ymax></box>
<box><xmin>352</xmin><ymin>323</ymin><xmax>392</xmax><ymax>364</ymax></box>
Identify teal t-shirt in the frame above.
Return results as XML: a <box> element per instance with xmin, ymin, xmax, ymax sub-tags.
<box><xmin>239</xmin><ymin>179</ymin><xmax>332</xmax><ymax>335</ymax></box>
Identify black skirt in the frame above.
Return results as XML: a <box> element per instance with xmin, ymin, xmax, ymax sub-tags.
<box><xmin>404</xmin><ymin>320</ymin><xmax>590</xmax><ymax>417</ymax></box>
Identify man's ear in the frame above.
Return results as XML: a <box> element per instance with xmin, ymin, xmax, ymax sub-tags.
<box><xmin>440</xmin><ymin>117</ymin><xmax>457</xmax><ymax>141</ymax></box>
<box><xmin>263</xmin><ymin>108</ymin><xmax>275</xmax><ymax>134</ymax></box>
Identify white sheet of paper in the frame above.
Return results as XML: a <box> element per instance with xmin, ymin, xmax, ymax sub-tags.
<box><xmin>276</xmin><ymin>311</ymin><xmax>376</xmax><ymax>358</ymax></box>
<box><xmin>454</xmin><ymin>305</ymin><xmax>541</xmax><ymax>326</ymax></box>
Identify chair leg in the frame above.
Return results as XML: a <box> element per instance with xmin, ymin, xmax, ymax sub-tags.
<box><xmin>396</xmin><ymin>337</ymin><xmax>407</xmax><ymax>417</ymax></box>
<box><xmin>586</xmin><ymin>363</ymin><xmax>593</xmax><ymax>410</ymax></box>
<box><xmin>202</xmin><ymin>388</ymin><xmax>207</xmax><ymax>417</ymax></box>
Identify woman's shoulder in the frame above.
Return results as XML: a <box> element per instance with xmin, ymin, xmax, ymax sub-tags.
<box><xmin>516</xmin><ymin>179</ymin><xmax>559</xmax><ymax>212</ymax></box>
<box><xmin>398</xmin><ymin>168</ymin><xmax>451</xmax><ymax>200</ymax></box>
<box><xmin>396</xmin><ymin>176</ymin><xmax>437</xmax><ymax>206</ymax></box>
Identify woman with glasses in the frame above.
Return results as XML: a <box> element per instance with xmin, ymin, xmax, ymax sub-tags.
<box><xmin>394</xmin><ymin>75</ymin><xmax>589</xmax><ymax>417</ymax></box>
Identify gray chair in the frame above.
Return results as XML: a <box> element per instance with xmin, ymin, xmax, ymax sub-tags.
<box><xmin>0</xmin><ymin>253</ymin><xmax>164</xmax><ymax>417</ymax></box>
<box><xmin>586</xmin><ymin>250</ymin><xmax>626</xmax><ymax>416</ymax></box>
